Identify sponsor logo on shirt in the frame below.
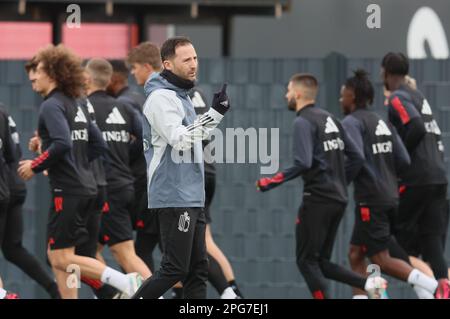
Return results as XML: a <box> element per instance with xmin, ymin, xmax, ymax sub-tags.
<box><xmin>424</xmin><ymin>119</ymin><xmax>441</xmax><ymax>135</ymax></box>
<box><xmin>323</xmin><ymin>137</ymin><xmax>345</xmax><ymax>152</ymax></box>
<box><xmin>106</xmin><ymin>107</ymin><xmax>126</xmax><ymax>125</ymax></box>
<box><xmin>102</xmin><ymin>130</ymin><xmax>130</xmax><ymax>143</ymax></box>
<box><xmin>8</xmin><ymin>116</ymin><xmax>16</xmax><ymax>128</ymax></box>
<box><xmin>74</xmin><ymin>107</ymin><xmax>88</xmax><ymax>123</ymax></box>
<box><xmin>191</xmin><ymin>91</ymin><xmax>206</xmax><ymax>108</ymax></box>
<box><xmin>324</xmin><ymin>117</ymin><xmax>339</xmax><ymax>134</ymax></box>
<box><xmin>375</xmin><ymin>120</ymin><xmax>392</xmax><ymax>136</ymax></box>
<box><xmin>372</xmin><ymin>141</ymin><xmax>393</xmax><ymax>154</ymax></box>
<box><xmin>421</xmin><ymin>99</ymin><xmax>433</xmax><ymax>115</ymax></box>
<box><xmin>71</xmin><ymin>128</ymin><xmax>88</xmax><ymax>141</ymax></box>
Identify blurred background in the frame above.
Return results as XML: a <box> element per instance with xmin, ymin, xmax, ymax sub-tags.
<box><xmin>0</xmin><ymin>0</ymin><xmax>449</xmax><ymax>298</ymax></box>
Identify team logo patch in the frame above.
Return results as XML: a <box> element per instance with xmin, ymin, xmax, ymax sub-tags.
<box><xmin>178</xmin><ymin>211</ymin><xmax>191</xmax><ymax>232</ymax></box>
<box><xmin>143</xmin><ymin>138</ymin><xmax>150</xmax><ymax>152</ymax></box>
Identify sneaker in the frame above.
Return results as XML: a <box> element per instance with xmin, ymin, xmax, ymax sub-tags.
<box><xmin>119</xmin><ymin>272</ymin><xmax>144</xmax><ymax>299</ymax></box>
<box><xmin>435</xmin><ymin>279</ymin><xmax>450</xmax><ymax>299</ymax></box>
<box><xmin>365</xmin><ymin>276</ymin><xmax>389</xmax><ymax>299</ymax></box>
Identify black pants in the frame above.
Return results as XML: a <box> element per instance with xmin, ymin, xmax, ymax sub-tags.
<box><xmin>1</xmin><ymin>195</ymin><xmax>56</xmax><ymax>293</ymax></box>
<box><xmin>395</xmin><ymin>184</ymin><xmax>449</xmax><ymax>279</ymax></box>
<box><xmin>296</xmin><ymin>197</ymin><xmax>366</xmax><ymax>298</ymax></box>
<box><xmin>132</xmin><ymin>207</ymin><xmax>208</xmax><ymax>299</ymax></box>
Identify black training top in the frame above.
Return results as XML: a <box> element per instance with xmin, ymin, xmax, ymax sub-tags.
<box><xmin>260</xmin><ymin>104</ymin><xmax>364</xmax><ymax>204</ymax></box>
<box><xmin>32</xmin><ymin>89</ymin><xmax>106</xmax><ymax>196</ymax></box>
<box><xmin>387</xmin><ymin>84</ymin><xmax>447</xmax><ymax>186</ymax></box>
<box><xmin>343</xmin><ymin>108</ymin><xmax>410</xmax><ymax>206</ymax></box>
<box><xmin>87</xmin><ymin>90</ymin><xmax>141</xmax><ymax>191</ymax></box>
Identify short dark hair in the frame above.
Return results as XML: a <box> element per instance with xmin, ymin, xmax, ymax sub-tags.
<box><xmin>290</xmin><ymin>73</ymin><xmax>319</xmax><ymax>88</ymax></box>
<box><xmin>160</xmin><ymin>36</ymin><xmax>192</xmax><ymax>61</ymax></box>
<box><xmin>109</xmin><ymin>60</ymin><xmax>129</xmax><ymax>78</ymax></box>
<box><xmin>290</xmin><ymin>73</ymin><xmax>319</xmax><ymax>100</ymax></box>
<box><xmin>126</xmin><ymin>42</ymin><xmax>162</xmax><ymax>70</ymax></box>
<box><xmin>85</xmin><ymin>58</ymin><xmax>113</xmax><ymax>89</ymax></box>
<box><xmin>381</xmin><ymin>52</ymin><xmax>409</xmax><ymax>76</ymax></box>
<box><xmin>345</xmin><ymin>69</ymin><xmax>374</xmax><ymax>107</ymax></box>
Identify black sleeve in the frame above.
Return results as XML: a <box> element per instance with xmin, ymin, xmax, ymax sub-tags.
<box><xmin>388</xmin><ymin>93</ymin><xmax>425</xmax><ymax>153</ymax></box>
<box><xmin>340</xmin><ymin>122</ymin><xmax>365</xmax><ymax>184</ymax></box>
<box><xmin>258</xmin><ymin>117</ymin><xmax>314</xmax><ymax>192</ymax></box>
<box><xmin>402</xmin><ymin>117</ymin><xmax>426</xmax><ymax>153</ymax></box>
<box><xmin>87</xmin><ymin>119</ymin><xmax>108</xmax><ymax>162</ymax></box>
<box><xmin>31</xmin><ymin>102</ymin><xmax>72</xmax><ymax>173</ymax></box>
<box><xmin>390</xmin><ymin>125</ymin><xmax>411</xmax><ymax>174</ymax></box>
<box><xmin>125</xmin><ymin>103</ymin><xmax>144</xmax><ymax>163</ymax></box>
<box><xmin>1</xmin><ymin>112</ymin><xmax>16</xmax><ymax>164</ymax></box>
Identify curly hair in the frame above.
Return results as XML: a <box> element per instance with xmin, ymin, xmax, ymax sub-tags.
<box><xmin>34</xmin><ymin>44</ymin><xmax>85</xmax><ymax>98</ymax></box>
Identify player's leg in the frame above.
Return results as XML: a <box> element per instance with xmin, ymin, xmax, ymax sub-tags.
<box><xmin>2</xmin><ymin>195</ymin><xmax>60</xmax><ymax>298</ymax></box>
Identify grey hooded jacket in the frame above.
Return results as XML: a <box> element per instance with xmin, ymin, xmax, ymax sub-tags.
<box><xmin>143</xmin><ymin>72</ymin><xmax>224</xmax><ymax>208</ymax></box>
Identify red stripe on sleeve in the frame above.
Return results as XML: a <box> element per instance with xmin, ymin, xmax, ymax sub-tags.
<box><xmin>391</xmin><ymin>96</ymin><xmax>411</xmax><ymax>125</ymax></box>
<box><xmin>31</xmin><ymin>150</ymin><xmax>50</xmax><ymax>169</ymax></box>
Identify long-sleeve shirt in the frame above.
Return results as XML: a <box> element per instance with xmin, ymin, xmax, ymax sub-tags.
<box><xmin>0</xmin><ymin>105</ymin><xmax>16</xmax><ymax>201</ymax></box>
<box><xmin>387</xmin><ymin>84</ymin><xmax>447</xmax><ymax>186</ymax></box>
<box><xmin>0</xmin><ymin>104</ymin><xmax>26</xmax><ymax>196</ymax></box>
<box><xmin>87</xmin><ymin>90</ymin><xmax>141</xmax><ymax>192</ymax></box>
<box><xmin>259</xmin><ymin>104</ymin><xmax>364</xmax><ymax>204</ymax></box>
<box><xmin>342</xmin><ymin>108</ymin><xmax>410</xmax><ymax>206</ymax></box>
<box><xmin>116</xmin><ymin>86</ymin><xmax>147</xmax><ymax>190</ymax></box>
<box><xmin>143</xmin><ymin>72</ymin><xmax>224</xmax><ymax>208</ymax></box>
<box><xmin>32</xmin><ymin>89</ymin><xmax>106</xmax><ymax>196</ymax></box>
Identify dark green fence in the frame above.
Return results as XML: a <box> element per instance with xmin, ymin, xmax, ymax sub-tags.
<box><xmin>0</xmin><ymin>56</ymin><xmax>449</xmax><ymax>298</ymax></box>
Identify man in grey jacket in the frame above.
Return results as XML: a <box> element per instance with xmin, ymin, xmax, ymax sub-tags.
<box><xmin>132</xmin><ymin>37</ymin><xmax>230</xmax><ymax>299</ymax></box>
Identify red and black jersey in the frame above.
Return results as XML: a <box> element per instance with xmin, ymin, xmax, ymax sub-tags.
<box><xmin>32</xmin><ymin>89</ymin><xmax>106</xmax><ymax>196</ymax></box>
<box><xmin>115</xmin><ymin>86</ymin><xmax>146</xmax><ymax>190</ymax></box>
<box><xmin>0</xmin><ymin>105</ymin><xmax>16</xmax><ymax>201</ymax></box>
<box><xmin>343</xmin><ymin>108</ymin><xmax>410</xmax><ymax>206</ymax></box>
<box><xmin>259</xmin><ymin>104</ymin><xmax>364</xmax><ymax>204</ymax></box>
<box><xmin>87</xmin><ymin>90</ymin><xmax>141</xmax><ymax>192</ymax></box>
<box><xmin>0</xmin><ymin>104</ymin><xmax>25</xmax><ymax>196</ymax></box>
<box><xmin>387</xmin><ymin>84</ymin><xmax>447</xmax><ymax>186</ymax></box>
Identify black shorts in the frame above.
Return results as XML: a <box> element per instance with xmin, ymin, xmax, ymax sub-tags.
<box><xmin>350</xmin><ymin>204</ymin><xmax>396</xmax><ymax>257</ymax></box>
<box><xmin>47</xmin><ymin>193</ymin><xmax>96</xmax><ymax>250</ymax></box>
<box><xmin>394</xmin><ymin>184</ymin><xmax>449</xmax><ymax>256</ymax></box>
<box><xmin>99</xmin><ymin>186</ymin><xmax>134</xmax><ymax>246</ymax></box>
<box><xmin>75</xmin><ymin>186</ymin><xmax>105</xmax><ymax>257</ymax></box>
<box><xmin>132</xmin><ymin>184</ymin><xmax>159</xmax><ymax>235</ymax></box>
<box><xmin>295</xmin><ymin>197</ymin><xmax>346</xmax><ymax>262</ymax></box>
<box><xmin>204</xmin><ymin>173</ymin><xmax>216</xmax><ymax>224</ymax></box>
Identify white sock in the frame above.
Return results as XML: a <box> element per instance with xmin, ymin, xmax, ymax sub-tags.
<box><xmin>407</xmin><ymin>269</ymin><xmax>438</xmax><ymax>293</ymax></box>
<box><xmin>221</xmin><ymin>287</ymin><xmax>238</xmax><ymax>299</ymax></box>
<box><xmin>101</xmin><ymin>267</ymin><xmax>129</xmax><ymax>294</ymax></box>
<box><xmin>0</xmin><ymin>288</ymin><xmax>6</xmax><ymax>299</ymax></box>
<box><xmin>158</xmin><ymin>296</ymin><xmax>164</xmax><ymax>299</ymax></box>
<box><xmin>353</xmin><ymin>294</ymin><xmax>368</xmax><ymax>299</ymax></box>
<box><xmin>413</xmin><ymin>285</ymin><xmax>435</xmax><ymax>299</ymax></box>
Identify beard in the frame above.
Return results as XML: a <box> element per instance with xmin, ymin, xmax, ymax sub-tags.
<box><xmin>287</xmin><ymin>98</ymin><xmax>297</xmax><ymax>111</ymax></box>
